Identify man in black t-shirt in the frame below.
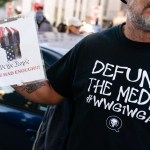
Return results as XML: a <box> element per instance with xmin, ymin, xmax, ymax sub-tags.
<box><xmin>13</xmin><ymin>0</ymin><xmax>150</xmax><ymax>149</ymax></box>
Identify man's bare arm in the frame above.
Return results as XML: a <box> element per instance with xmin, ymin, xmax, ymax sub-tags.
<box><xmin>13</xmin><ymin>80</ymin><xmax>64</xmax><ymax>105</ymax></box>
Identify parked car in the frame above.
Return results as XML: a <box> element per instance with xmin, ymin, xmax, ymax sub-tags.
<box><xmin>0</xmin><ymin>32</ymin><xmax>84</xmax><ymax>150</ymax></box>
<box><xmin>0</xmin><ymin>47</ymin><xmax>63</xmax><ymax>150</ymax></box>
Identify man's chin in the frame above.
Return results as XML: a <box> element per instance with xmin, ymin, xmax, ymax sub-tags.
<box><xmin>138</xmin><ymin>24</ymin><xmax>150</xmax><ymax>32</ymax></box>
<box><xmin>133</xmin><ymin>15</ymin><xmax>150</xmax><ymax>31</ymax></box>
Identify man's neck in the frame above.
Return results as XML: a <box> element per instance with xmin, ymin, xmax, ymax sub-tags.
<box><xmin>123</xmin><ymin>20</ymin><xmax>150</xmax><ymax>42</ymax></box>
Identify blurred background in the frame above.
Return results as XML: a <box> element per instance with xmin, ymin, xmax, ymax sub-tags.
<box><xmin>0</xmin><ymin>0</ymin><xmax>126</xmax><ymax>29</ymax></box>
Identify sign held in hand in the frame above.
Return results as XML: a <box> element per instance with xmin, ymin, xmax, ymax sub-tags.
<box><xmin>0</xmin><ymin>13</ymin><xmax>46</xmax><ymax>86</ymax></box>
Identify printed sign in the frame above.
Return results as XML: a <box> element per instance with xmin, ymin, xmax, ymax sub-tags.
<box><xmin>0</xmin><ymin>13</ymin><xmax>46</xmax><ymax>86</ymax></box>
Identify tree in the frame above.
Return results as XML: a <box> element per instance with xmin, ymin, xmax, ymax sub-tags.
<box><xmin>0</xmin><ymin>0</ymin><xmax>12</xmax><ymax>8</ymax></box>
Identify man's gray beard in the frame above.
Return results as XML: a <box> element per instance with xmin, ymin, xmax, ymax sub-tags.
<box><xmin>127</xmin><ymin>10</ymin><xmax>150</xmax><ymax>31</ymax></box>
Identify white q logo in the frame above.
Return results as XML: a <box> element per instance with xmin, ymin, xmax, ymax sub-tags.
<box><xmin>110</xmin><ymin>118</ymin><xmax>119</xmax><ymax>127</ymax></box>
<box><xmin>106</xmin><ymin>115</ymin><xmax>122</xmax><ymax>132</ymax></box>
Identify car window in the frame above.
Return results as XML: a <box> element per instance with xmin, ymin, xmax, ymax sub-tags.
<box><xmin>41</xmin><ymin>47</ymin><xmax>62</xmax><ymax>68</ymax></box>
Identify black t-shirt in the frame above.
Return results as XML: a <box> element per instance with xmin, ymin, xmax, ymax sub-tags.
<box><xmin>47</xmin><ymin>24</ymin><xmax>150</xmax><ymax>150</ymax></box>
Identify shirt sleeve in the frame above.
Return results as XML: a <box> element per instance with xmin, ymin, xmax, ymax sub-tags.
<box><xmin>46</xmin><ymin>41</ymin><xmax>83</xmax><ymax>99</ymax></box>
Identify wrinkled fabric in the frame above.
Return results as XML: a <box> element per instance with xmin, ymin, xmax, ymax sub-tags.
<box><xmin>33</xmin><ymin>100</ymin><xmax>72</xmax><ymax>150</ymax></box>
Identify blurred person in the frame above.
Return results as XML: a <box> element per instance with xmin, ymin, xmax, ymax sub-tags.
<box><xmin>6</xmin><ymin>2</ymin><xmax>14</xmax><ymax>17</ymax></box>
<box><xmin>10</xmin><ymin>0</ymin><xmax>150</xmax><ymax>150</ymax></box>
<box><xmin>93</xmin><ymin>17</ymin><xmax>103</xmax><ymax>32</ymax></box>
<box><xmin>57</xmin><ymin>22</ymin><xmax>67</xmax><ymax>33</ymax></box>
<box><xmin>80</xmin><ymin>16</ymin><xmax>103</xmax><ymax>35</ymax></box>
<box><xmin>34</xmin><ymin>3</ymin><xmax>44</xmax><ymax>12</ymax></box>
<box><xmin>80</xmin><ymin>22</ymin><xmax>103</xmax><ymax>35</ymax></box>
<box><xmin>67</xmin><ymin>17</ymin><xmax>82</xmax><ymax>34</ymax></box>
<box><xmin>35</xmin><ymin>11</ymin><xmax>53</xmax><ymax>32</ymax></box>
<box><xmin>80</xmin><ymin>23</ymin><xmax>95</xmax><ymax>35</ymax></box>
<box><xmin>34</xmin><ymin>3</ymin><xmax>53</xmax><ymax>32</ymax></box>
<box><xmin>106</xmin><ymin>20</ymin><xmax>113</xmax><ymax>28</ymax></box>
<box><xmin>113</xmin><ymin>10</ymin><xmax>127</xmax><ymax>26</ymax></box>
